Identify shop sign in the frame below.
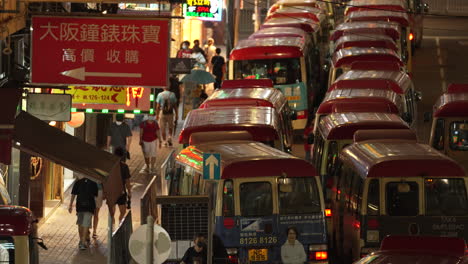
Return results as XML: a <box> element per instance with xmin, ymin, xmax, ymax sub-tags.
<box><xmin>170</xmin><ymin>58</ymin><xmax>195</xmax><ymax>74</ymax></box>
<box><xmin>31</xmin><ymin>16</ymin><xmax>169</xmax><ymax>87</ymax></box>
<box><xmin>26</xmin><ymin>93</ymin><xmax>72</xmax><ymax>121</ymax></box>
<box><xmin>183</xmin><ymin>0</ymin><xmax>223</xmax><ymax>21</ymax></box>
<box><xmin>69</xmin><ymin>86</ymin><xmax>152</xmax><ymax>112</ymax></box>
<box><xmin>66</xmin><ymin>86</ymin><xmax>127</xmax><ymax>104</ymax></box>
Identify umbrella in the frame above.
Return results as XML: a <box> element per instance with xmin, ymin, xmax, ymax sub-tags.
<box><xmin>180</xmin><ymin>69</ymin><xmax>216</xmax><ymax>84</ymax></box>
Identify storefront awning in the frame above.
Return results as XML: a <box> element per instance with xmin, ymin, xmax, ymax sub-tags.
<box><xmin>0</xmin><ymin>88</ymin><xmax>22</xmax><ymax>165</ymax></box>
<box><xmin>13</xmin><ymin>111</ymin><xmax>123</xmax><ymax>207</ymax></box>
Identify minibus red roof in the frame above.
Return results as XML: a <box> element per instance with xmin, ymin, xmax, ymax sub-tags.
<box><xmin>353</xmin><ymin>129</ymin><xmax>417</xmax><ymax>143</ymax></box>
<box><xmin>341</xmin><ymin>142</ymin><xmax>466</xmax><ymax>178</ymax></box>
<box><xmin>230</xmin><ymin>37</ymin><xmax>305</xmax><ymax>60</ymax></box>
<box><xmin>0</xmin><ymin>205</ymin><xmax>33</xmax><ymax>236</ymax></box>
<box><xmin>179</xmin><ymin>106</ymin><xmax>279</xmax><ymax>144</ymax></box>
<box><xmin>433</xmin><ymin>92</ymin><xmax>468</xmax><ymax>117</ymax></box>
<box><xmin>350</xmin><ymin>61</ymin><xmax>402</xmax><ymax>71</ymax></box>
<box><xmin>319</xmin><ymin>112</ymin><xmax>409</xmax><ymax>140</ymax></box>
<box><xmin>332</xmin><ymin>47</ymin><xmax>403</xmax><ymax>68</ymax></box>
<box><xmin>334</xmin><ymin>34</ymin><xmax>398</xmax><ymax>52</ymax></box>
<box><xmin>249</xmin><ymin>27</ymin><xmax>309</xmax><ymax>39</ymax></box>
<box><xmin>176</xmin><ymin>141</ymin><xmax>318</xmax><ymax>178</ymax></box>
<box><xmin>317</xmin><ymin>89</ymin><xmax>403</xmax><ymax>114</ymax></box>
<box><xmin>330</xmin><ymin>22</ymin><xmax>401</xmax><ymax>41</ymax></box>
<box><xmin>346</xmin><ymin>10</ymin><xmax>410</xmax><ymax>27</ymax></box>
<box><xmin>266</xmin><ymin>7</ymin><xmax>325</xmax><ymax>22</ymax></box>
<box><xmin>380</xmin><ymin>236</ymin><xmax>466</xmax><ymax>257</ymax></box>
<box><xmin>329</xmin><ymin>69</ymin><xmax>411</xmax><ymax>94</ymax></box>
<box><xmin>346</xmin><ymin>0</ymin><xmax>407</xmax><ymax>15</ymax></box>
<box><xmin>447</xmin><ymin>83</ymin><xmax>468</xmax><ymax>93</ymax></box>
<box><xmin>199</xmin><ymin>88</ymin><xmax>286</xmax><ymax>110</ymax></box>
<box><xmin>260</xmin><ymin>17</ymin><xmax>320</xmax><ymax>33</ymax></box>
<box><xmin>221</xmin><ymin>79</ymin><xmax>274</xmax><ymax>88</ymax></box>
<box><xmin>332</xmin><ymin>102</ymin><xmax>394</xmax><ymax>113</ymax></box>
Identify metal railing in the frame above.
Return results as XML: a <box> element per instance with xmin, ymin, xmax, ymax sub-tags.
<box><xmin>109</xmin><ymin>210</ymin><xmax>133</xmax><ymax>264</ymax></box>
<box><xmin>140</xmin><ymin>149</ymin><xmax>175</xmax><ymax>225</ymax></box>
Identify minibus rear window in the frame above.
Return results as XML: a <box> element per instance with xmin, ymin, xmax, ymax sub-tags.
<box><xmin>386</xmin><ymin>182</ymin><xmax>419</xmax><ymax>216</ymax></box>
<box><xmin>279</xmin><ymin>178</ymin><xmax>321</xmax><ymax>214</ymax></box>
<box><xmin>0</xmin><ymin>236</ymin><xmax>14</xmax><ymax>264</ymax></box>
<box><xmin>240</xmin><ymin>182</ymin><xmax>273</xmax><ymax>217</ymax></box>
<box><xmin>425</xmin><ymin>178</ymin><xmax>468</xmax><ymax>216</ymax></box>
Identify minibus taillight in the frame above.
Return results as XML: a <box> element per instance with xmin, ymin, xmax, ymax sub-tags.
<box><xmin>227</xmin><ymin>248</ymin><xmax>238</xmax><ymax>264</ymax></box>
<box><xmin>409</xmin><ymin>33</ymin><xmax>414</xmax><ymax>41</ymax></box>
<box><xmin>296</xmin><ymin>110</ymin><xmax>306</xmax><ymax>119</ymax></box>
<box><xmin>368</xmin><ymin>219</ymin><xmax>379</xmax><ymax>229</ymax></box>
<box><xmin>353</xmin><ymin>220</ymin><xmax>361</xmax><ymax>229</ymax></box>
<box><xmin>309</xmin><ymin>245</ymin><xmax>328</xmax><ymax>261</ymax></box>
<box><xmin>325</xmin><ymin>209</ymin><xmax>332</xmax><ymax>217</ymax></box>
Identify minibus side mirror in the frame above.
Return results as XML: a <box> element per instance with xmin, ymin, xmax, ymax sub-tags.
<box><xmin>307</xmin><ymin>134</ymin><xmax>314</xmax><ymax>145</ymax></box>
<box><xmin>397</xmin><ymin>183</ymin><xmax>411</xmax><ymax>193</ymax></box>
<box><xmin>279</xmin><ymin>183</ymin><xmax>293</xmax><ymax>193</ymax></box>
<box><xmin>402</xmin><ymin>112</ymin><xmax>413</xmax><ymax>124</ymax></box>
<box><xmin>423</xmin><ymin>3</ymin><xmax>429</xmax><ymax>13</ymax></box>
<box><xmin>423</xmin><ymin>112</ymin><xmax>432</xmax><ymax>123</ymax></box>
<box><xmin>33</xmin><ymin>237</ymin><xmax>48</xmax><ymax>250</ymax></box>
<box><xmin>415</xmin><ymin>91</ymin><xmax>423</xmax><ymax>101</ymax></box>
<box><xmin>290</xmin><ymin>111</ymin><xmax>298</xmax><ymax>121</ymax></box>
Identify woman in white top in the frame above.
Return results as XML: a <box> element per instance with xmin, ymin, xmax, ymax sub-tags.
<box><xmin>191</xmin><ymin>47</ymin><xmax>207</xmax><ymax>70</ymax></box>
<box><xmin>281</xmin><ymin>226</ymin><xmax>307</xmax><ymax>264</ymax></box>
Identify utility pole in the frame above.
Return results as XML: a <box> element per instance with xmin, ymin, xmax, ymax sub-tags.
<box><xmin>233</xmin><ymin>0</ymin><xmax>240</xmax><ymax>46</ymax></box>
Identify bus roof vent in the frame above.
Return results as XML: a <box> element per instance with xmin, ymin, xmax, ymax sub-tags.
<box><xmin>380</xmin><ymin>236</ymin><xmax>466</xmax><ymax>257</ymax></box>
<box><xmin>353</xmin><ymin>129</ymin><xmax>416</xmax><ymax>143</ymax></box>
<box><xmin>189</xmin><ymin>131</ymin><xmax>253</xmax><ymax>145</ymax></box>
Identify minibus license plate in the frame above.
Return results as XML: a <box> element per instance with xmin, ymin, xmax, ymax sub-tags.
<box><xmin>248</xmin><ymin>249</ymin><xmax>268</xmax><ymax>261</ymax></box>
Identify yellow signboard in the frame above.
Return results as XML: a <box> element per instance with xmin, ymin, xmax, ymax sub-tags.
<box><xmin>66</xmin><ymin>86</ymin><xmax>127</xmax><ymax>104</ymax></box>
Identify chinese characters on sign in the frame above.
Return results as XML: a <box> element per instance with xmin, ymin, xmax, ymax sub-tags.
<box><xmin>26</xmin><ymin>94</ymin><xmax>72</xmax><ymax>121</ymax></box>
<box><xmin>183</xmin><ymin>0</ymin><xmax>223</xmax><ymax>21</ymax></box>
<box><xmin>31</xmin><ymin>16</ymin><xmax>169</xmax><ymax>87</ymax></box>
<box><xmin>63</xmin><ymin>86</ymin><xmax>152</xmax><ymax>111</ymax></box>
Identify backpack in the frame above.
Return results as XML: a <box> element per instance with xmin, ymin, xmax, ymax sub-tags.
<box><xmin>162</xmin><ymin>93</ymin><xmax>174</xmax><ymax>115</ymax></box>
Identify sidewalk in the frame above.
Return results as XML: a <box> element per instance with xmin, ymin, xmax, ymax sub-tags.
<box><xmin>38</xmin><ymin>124</ymin><xmax>181</xmax><ymax>264</ymax></box>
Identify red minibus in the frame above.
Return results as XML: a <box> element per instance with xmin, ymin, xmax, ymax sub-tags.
<box><xmin>430</xmin><ymin>83</ymin><xmax>468</xmax><ymax>172</ymax></box>
<box><xmin>330</xmin><ymin>136</ymin><xmax>467</xmax><ymax>262</ymax></box>
<box><xmin>179</xmin><ymin>106</ymin><xmax>293</xmax><ymax>152</ymax></box>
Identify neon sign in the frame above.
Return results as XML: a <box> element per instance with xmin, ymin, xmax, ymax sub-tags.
<box><xmin>183</xmin><ymin>0</ymin><xmax>223</xmax><ymax>21</ymax></box>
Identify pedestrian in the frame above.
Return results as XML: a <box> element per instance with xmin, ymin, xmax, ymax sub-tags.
<box><xmin>156</xmin><ymin>86</ymin><xmax>178</xmax><ymax>147</ymax></box>
<box><xmin>180</xmin><ymin>233</ymin><xmax>207</xmax><ymax>264</ymax></box>
<box><xmin>303</xmin><ymin>115</ymin><xmax>314</xmax><ymax>162</ymax></box>
<box><xmin>92</xmin><ymin>182</ymin><xmax>104</xmax><ymax>239</ymax></box>
<box><xmin>139</xmin><ymin>115</ymin><xmax>162</xmax><ymax>173</ymax></box>
<box><xmin>281</xmin><ymin>226</ymin><xmax>307</xmax><ymax>264</ymax></box>
<box><xmin>68</xmin><ymin>176</ymin><xmax>98</xmax><ymax>250</ymax></box>
<box><xmin>112</xmin><ymin>147</ymin><xmax>132</xmax><ymax>222</ymax></box>
<box><xmin>107</xmin><ymin>114</ymin><xmax>132</xmax><ymax>160</ymax></box>
<box><xmin>193</xmin><ymin>39</ymin><xmax>201</xmax><ymax>50</ymax></box>
<box><xmin>177</xmin><ymin>40</ymin><xmax>193</xmax><ymax>59</ymax></box>
<box><xmin>169</xmin><ymin>74</ymin><xmax>182</xmax><ymax>109</ymax></box>
<box><xmin>210</xmin><ymin>48</ymin><xmax>226</xmax><ymax>89</ymax></box>
<box><xmin>204</xmin><ymin>38</ymin><xmax>217</xmax><ymax>72</ymax></box>
<box><xmin>192</xmin><ymin>47</ymin><xmax>207</xmax><ymax>70</ymax></box>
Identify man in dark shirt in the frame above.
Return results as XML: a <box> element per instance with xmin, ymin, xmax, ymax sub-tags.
<box><xmin>211</xmin><ymin>48</ymin><xmax>225</xmax><ymax>89</ymax></box>
<box><xmin>68</xmin><ymin>176</ymin><xmax>98</xmax><ymax>250</ymax></box>
<box><xmin>112</xmin><ymin>147</ymin><xmax>132</xmax><ymax>222</ymax></box>
<box><xmin>107</xmin><ymin>114</ymin><xmax>132</xmax><ymax>160</ymax></box>
<box><xmin>180</xmin><ymin>241</ymin><xmax>207</xmax><ymax>264</ymax></box>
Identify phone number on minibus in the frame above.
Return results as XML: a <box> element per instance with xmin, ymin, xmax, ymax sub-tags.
<box><xmin>240</xmin><ymin>236</ymin><xmax>278</xmax><ymax>245</ymax></box>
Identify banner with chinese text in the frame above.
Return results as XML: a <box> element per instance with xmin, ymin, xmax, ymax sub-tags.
<box><xmin>31</xmin><ymin>16</ymin><xmax>169</xmax><ymax>87</ymax></box>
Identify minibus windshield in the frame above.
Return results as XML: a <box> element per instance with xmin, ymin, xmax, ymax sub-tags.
<box><xmin>0</xmin><ymin>236</ymin><xmax>14</xmax><ymax>264</ymax></box>
<box><xmin>279</xmin><ymin>178</ymin><xmax>321</xmax><ymax>214</ymax></box>
<box><xmin>449</xmin><ymin>121</ymin><xmax>468</xmax><ymax>151</ymax></box>
<box><xmin>234</xmin><ymin>59</ymin><xmax>302</xmax><ymax>85</ymax></box>
<box><xmin>240</xmin><ymin>182</ymin><xmax>273</xmax><ymax>217</ymax></box>
<box><xmin>425</xmin><ymin>178</ymin><xmax>468</xmax><ymax>216</ymax></box>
